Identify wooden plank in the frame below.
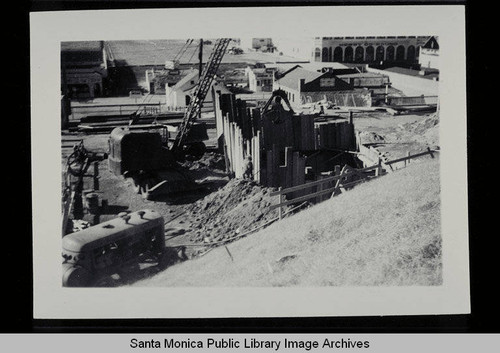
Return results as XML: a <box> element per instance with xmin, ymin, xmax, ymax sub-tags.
<box><xmin>346</xmin><ymin>122</ymin><xmax>354</xmax><ymax>150</ymax></box>
<box><xmin>285</xmin><ymin>147</ymin><xmax>293</xmax><ymax>188</ymax></box>
<box><xmin>292</xmin><ymin>114</ymin><xmax>301</xmax><ymax>150</ymax></box>
<box><xmin>285</xmin><ymin>113</ymin><xmax>294</xmax><ymax>148</ymax></box>
<box><xmin>270</xmin><ymin>164</ymin><xmax>374</xmax><ymax>196</ymax></box>
<box><xmin>297</xmin><ymin>155</ymin><xmax>306</xmax><ymax>186</ymax></box>
<box><xmin>335</xmin><ymin>122</ymin><xmax>342</xmax><ymax>149</ymax></box>
<box><xmin>314</xmin><ymin>123</ymin><xmax>320</xmax><ymax>150</ymax></box>
<box><xmin>266</xmin><ymin>149</ymin><xmax>273</xmax><ymax>187</ymax></box>
<box><xmin>307</xmin><ymin>115</ymin><xmax>315</xmax><ymax>150</ymax></box>
<box><xmin>385</xmin><ymin>149</ymin><xmax>437</xmax><ymax>165</ymax></box>
<box><xmin>270</xmin><ymin>185</ymin><xmax>339</xmax><ymax>210</ymax></box>
<box><xmin>270</xmin><ymin>177</ymin><xmax>369</xmax><ymax>210</ymax></box>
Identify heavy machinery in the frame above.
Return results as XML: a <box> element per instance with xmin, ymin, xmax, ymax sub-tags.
<box><xmin>62</xmin><ymin>209</ymin><xmax>167</xmax><ymax>287</ymax></box>
<box><xmin>260</xmin><ymin>89</ymin><xmax>295</xmax><ymax>124</ymax></box>
<box><xmin>108</xmin><ymin>38</ymin><xmax>232</xmax><ymax>200</ymax></box>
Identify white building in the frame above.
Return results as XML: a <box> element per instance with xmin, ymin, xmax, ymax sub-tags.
<box><xmin>239</xmin><ymin>38</ymin><xmax>274</xmax><ymax>51</ymax></box>
<box><xmin>165</xmin><ymin>69</ymin><xmax>200</xmax><ymax>109</ymax></box>
<box><xmin>245</xmin><ymin>66</ymin><xmax>274</xmax><ymax>92</ymax></box>
<box><xmin>418</xmin><ymin>36</ymin><xmax>439</xmax><ymax>69</ymax></box>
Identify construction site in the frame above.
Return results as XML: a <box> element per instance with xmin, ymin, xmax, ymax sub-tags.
<box><xmin>60</xmin><ymin>38</ymin><xmax>441</xmax><ymax>287</ymax></box>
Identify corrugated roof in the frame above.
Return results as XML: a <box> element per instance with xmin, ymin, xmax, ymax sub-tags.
<box><xmin>275</xmin><ymin>67</ymin><xmax>324</xmax><ymax>90</ymax></box>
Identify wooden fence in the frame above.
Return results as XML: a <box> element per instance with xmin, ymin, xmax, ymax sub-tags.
<box><xmin>388</xmin><ymin>95</ymin><xmax>439</xmax><ymax>106</ymax></box>
<box><xmin>270</xmin><ymin>163</ymin><xmax>383</xmax><ymax>218</ymax></box>
<box><xmin>270</xmin><ymin>147</ymin><xmax>438</xmax><ymax>218</ymax></box>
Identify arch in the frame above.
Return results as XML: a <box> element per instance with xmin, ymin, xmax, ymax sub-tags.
<box><xmin>396</xmin><ymin>45</ymin><xmax>405</xmax><ymax>61</ymax></box>
<box><xmin>314</xmin><ymin>48</ymin><xmax>321</xmax><ymax>61</ymax></box>
<box><xmin>375</xmin><ymin>46</ymin><xmax>385</xmax><ymax>62</ymax></box>
<box><xmin>406</xmin><ymin>45</ymin><xmax>416</xmax><ymax>61</ymax></box>
<box><xmin>354</xmin><ymin>46</ymin><xmax>364</xmax><ymax>62</ymax></box>
<box><xmin>365</xmin><ymin>46</ymin><xmax>375</xmax><ymax>62</ymax></box>
<box><xmin>322</xmin><ymin>47</ymin><xmax>329</xmax><ymax>62</ymax></box>
<box><xmin>386</xmin><ymin>46</ymin><xmax>395</xmax><ymax>61</ymax></box>
<box><xmin>328</xmin><ymin>47</ymin><xmax>333</xmax><ymax>62</ymax></box>
<box><xmin>333</xmin><ymin>47</ymin><xmax>343</xmax><ymax>62</ymax></box>
<box><xmin>344</xmin><ymin>46</ymin><xmax>354</xmax><ymax>62</ymax></box>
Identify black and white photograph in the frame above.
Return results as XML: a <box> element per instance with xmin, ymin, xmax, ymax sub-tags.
<box><xmin>30</xmin><ymin>5</ymin><xmax>469</xmax><ymax>320</ymax></box>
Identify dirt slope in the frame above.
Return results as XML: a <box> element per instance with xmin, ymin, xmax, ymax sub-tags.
<box><xmin>131</xmin><ymin>156</ymin><xmax>441</xmax><ymax>287</ymax></box>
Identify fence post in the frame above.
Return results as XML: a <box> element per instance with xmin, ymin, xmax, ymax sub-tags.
<box><xmin>375</xmin><ymin>157</ymin><xmax>382</xmax><ymax>177</ymax></box>
<box><xmin>405</xmin><ymin>151</ymin><xmax>411</xmax><ymax>167</ymax></box>
<box><xmin>427</xmin><ymin>147</ymin><xmax>434</xmax><ymax>158</ymax></box>
<box><xmin>278</xmin><ymin>187</ymin><xmax>283</xmax><ymax>220</ymax></box>
<box><xmin>93</xmin><ymin>161</ymin><xmax>99</xmax><ymax>191</ymax></box>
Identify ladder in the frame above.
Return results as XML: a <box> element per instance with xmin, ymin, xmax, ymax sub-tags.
<box><xmin>172</xmin><ymin>38</ymin><xmax>232</xmax><ymax>150</ymax></box>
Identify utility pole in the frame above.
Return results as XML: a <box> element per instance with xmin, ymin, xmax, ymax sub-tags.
<box><xmin>197</xmin><ymin>39</ymin><xmax>204</xmax><ymax>119</ymax></box>
<box><xmin>198</xmin><ymin>38</ymin><xmax>203</xmax><ymax>79</ymax></box>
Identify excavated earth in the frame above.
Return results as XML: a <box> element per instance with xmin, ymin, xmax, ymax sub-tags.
<box><xmin>61</xmin><ymin>110</ymin><xmax>439</xmax><ymax>286</ymax></box>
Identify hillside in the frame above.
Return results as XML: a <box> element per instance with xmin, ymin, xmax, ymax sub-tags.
<box><xmin>131</xmin><ymin>156</ymin><xmax>441</xmax><ymax>287</ymax></box>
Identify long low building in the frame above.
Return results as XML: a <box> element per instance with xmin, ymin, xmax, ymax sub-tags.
<box><xmin>274</xmin><ymin>36</ymin><xmax>431</xmax><ymax>65</ymax></box>
<box><xmin>273</xmin><ymin>66</ymin><xmax>371</xmax><ymax>108</ymax></box>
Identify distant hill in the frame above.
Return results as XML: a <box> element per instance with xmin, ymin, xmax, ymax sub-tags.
<box><xmin>132</xmin><ymin>157</ymin><xmax>441</xmax><ymax>287</ymax></box>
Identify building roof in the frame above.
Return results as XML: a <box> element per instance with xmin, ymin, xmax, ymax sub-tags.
<box><xmin>251</xmin><ymin>68</ymin><xmax>274</xmax><ymax>77</ymax></box>
<box><xmin>422</xmin><ymin>36</ymin><xmax>439</xmax><ymax>50</ymax></box>
<box><xmin>275</xmin><ymin>67</ymin><xmax>324</xmax><ymax>90</ymax></box>
<box><xmin>61</xmin><ymin>41</ymin><xmax>105</xmax><ymax>64</ymax></box>
<box><xmin>337</xmin><ymin>72</ymin><xmax>387</xmax><ymax>79</ymax></box>
<box><xmin>171</xmin><ymin>69</ymin><xmax>199</xmax><ymax>92</ymax></box>
<box><xmin>266</xmin><ymin>62</ymin><xmax>349</xmax><ymax>74</ymax></box>
<box><xmin>383</xmin><ymin>66</ymin><xmax>439</xmax><ymax>80</ymax></box>
<box><xmin>61</xmin><ymin>41</ymin><xmax>103</xmax><ymax>52</ymax></box>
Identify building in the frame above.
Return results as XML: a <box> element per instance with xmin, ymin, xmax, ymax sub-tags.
<box><xmin>312</xmin><ymin>36</ymin><xmax>429</xmax><ymax>64</ymax></box>
<box><xmin>222</xmin><ymin>68</ymin><xmax>247</xmax><ymax>88</ymax></box>
<box><xmin>366</xmin><ymin>66</ymin><xmax>439</xmax><ymax>96</ymax></box>
<box><xmin>273</xmin><ymin>66</ymin><xmax>368</xmax><ymax>108</ymax></box>
<box><xmin>336</xmin><ymin>72</ymin><xmax>391</xmax><ymax>88</ymax></box>
<box><xmin>418</xmin><ymin>36</ymin><xmax>439</xmax><ymax>69</ymax></box>
<box><xmin>240</xmin><ymin>38</ymin><xmax>274</xmax><ymax>52</ymax></box>
<box><xmin>165</xmin><ymin>69</ymin><xmax>200</xmax><ymax>109</ymax></box>
<box><xmin>61</xmin><ymin>41</ymin><xmax>109</xmax><ymax>99</ymax></box>
<box><xmin>145</xmin><ymin>68</ymin><xmax>183</xmax><ymax>94</ymax></box>
<box><xmin>245</xmin><ymin>67</ymin><xmax>275</xmax><ymax>92</ymax></box>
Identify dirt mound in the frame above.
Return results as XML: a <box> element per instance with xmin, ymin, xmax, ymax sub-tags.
<box><xmin>182</xmin><ymin>152</ymin><xmax>226</xmax><ymax>172</ymax></box>
<box><xmin>399</xmin><ymin>113</ymin><xmax>440</xmax><ymax>148</ymax></box>
<box><xmin>359</xmin><ymin>131</ymin><xmax>385</xmax><ymax>144</ymax></box>
<box><xmin>184</xmin><ymin>179</ymin><xmax>285</xmax><ymax>245</ymax></box>
<box><xmin>401</xmin><ymin>113</ymin><xmax>439</xmax><ymax>135</ymax></box>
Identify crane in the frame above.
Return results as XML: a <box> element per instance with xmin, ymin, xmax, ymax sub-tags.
<box><xmin>106</xmin><ymin>38</ymin><xmax>233</xmax><ymax>200</ymax></box>
<box><xmin>170</xmin><ymin>38</ymin><xmax>232</xmax><ymax>155</ymax></box>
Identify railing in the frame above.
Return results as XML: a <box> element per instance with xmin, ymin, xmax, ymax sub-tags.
<box><xmin>270</xmin><ymin>147</ymin><xmax>438</xmax><ymax>219</ymax></box>
<box><xmin>70</xmin><ymin>102</ymin><xmax>164</xmax><ymax>120</ymax></box>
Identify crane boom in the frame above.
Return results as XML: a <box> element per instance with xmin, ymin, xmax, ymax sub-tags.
<box><xmin>172</xmin><ymin>38</ymin><xmax>232</xmax><ymax>151</ymax></box>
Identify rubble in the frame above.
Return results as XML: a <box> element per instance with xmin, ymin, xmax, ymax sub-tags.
<box><xmin>184</xmin><ymin>178</ymin><xmax>285</xmax><ymax>245</ymax></box>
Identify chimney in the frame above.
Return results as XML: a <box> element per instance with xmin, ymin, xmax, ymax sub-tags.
<box><xmin>299</xmin><ymin>78</ymin><xmax>305</xmax><ymax>91</ymax></box>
